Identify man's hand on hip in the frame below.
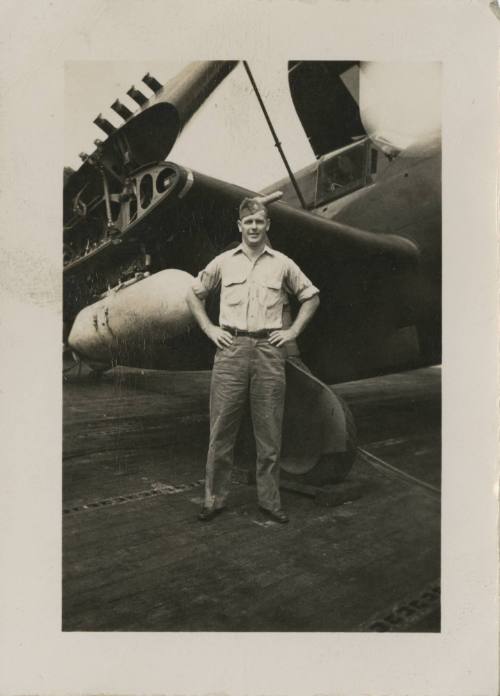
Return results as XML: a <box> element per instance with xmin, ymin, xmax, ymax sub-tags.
<box><xmin>268</xmin><ymin>328</ymin><xmax>297</xmax><ymax>347</ymax></box>
<box><xmin>207</xmin><ymin>326</ymin><xmax>234</xmax><ymax>349</ymax></box>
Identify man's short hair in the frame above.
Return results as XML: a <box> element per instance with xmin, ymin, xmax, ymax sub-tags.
<box><xmin>239</xmin><ymin>197</ymin><xmax>268</xmax><ymax>220</ymax></box>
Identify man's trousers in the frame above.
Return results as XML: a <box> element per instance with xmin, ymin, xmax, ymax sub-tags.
<box><xmin>204</xmin><ymin>336</ymin><xmax>286</xmax><ymax>513</ymax></box>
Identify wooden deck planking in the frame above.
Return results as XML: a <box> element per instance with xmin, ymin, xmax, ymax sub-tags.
<box><xmin>63</xmin><ymin>463</ymin><xmax>439</xmax><ymax>631</ymax></box>
<box><xmin>63</xmin><ymin>365</ymin><xmax>441</xmax><ymax>631</ymax></box>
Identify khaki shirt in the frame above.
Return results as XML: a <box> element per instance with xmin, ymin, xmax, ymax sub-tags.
<box><xmin>191</xmin><ymin>244</ymin><xmax>319</xmax><ymax>332</ymax></box>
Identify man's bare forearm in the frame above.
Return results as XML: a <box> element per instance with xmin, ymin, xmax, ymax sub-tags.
<box><xmin>186</xmin><ymin>288</ymin><xmax>214</xmax><ymax>335</ymax></box>
<box><xmin>268</xmin><ymin>294</ymin><xmax>319</xmax><ymax>347</ymax></box>
<box><xmin>290</xmin><ymin>294</ymin><xmax>320</xmax><ymax>338</ymax></box>
<box><xmin>186</xmin><ymin>288</ymin><xmax>233</xmax><ymax>349</ymax></box>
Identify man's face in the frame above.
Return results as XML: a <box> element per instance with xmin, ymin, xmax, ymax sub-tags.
<box><xmin>238</xmin><ymin>211</ymin><xmax>270</xmax><ymax>248</ymax></box>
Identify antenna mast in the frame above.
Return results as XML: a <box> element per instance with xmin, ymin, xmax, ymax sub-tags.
<box><xmin>243</xmin><ymin>61</ymin><xmax>307</xmax><ymax>210</ymax></box>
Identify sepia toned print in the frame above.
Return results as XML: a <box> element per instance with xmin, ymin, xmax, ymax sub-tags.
<box><xmin>62</xmin><ymin>60</ymin><xmax>441</xmax><ymax>632</ymax></box>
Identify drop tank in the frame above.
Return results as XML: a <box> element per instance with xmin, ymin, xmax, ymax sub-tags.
<box><xmin>68</xmin><ymin>269</ymin><xmax>212</xmax><ymax>371</ymax></box>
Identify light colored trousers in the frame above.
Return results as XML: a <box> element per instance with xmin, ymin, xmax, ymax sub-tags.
<box><xmin>204</xmin><ymin>336</ymin><xmax>286</xmax><ymax>513</ymax></box>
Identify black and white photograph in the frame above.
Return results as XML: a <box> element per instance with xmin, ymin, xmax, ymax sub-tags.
<box><xmin>1</xmin><ymin>1</ymin><xmax>498</xmax><ymax>694</ymax></box>
<box><xmin>62</xmin><ymin>59</ymin><xmax>442</xmax><ymax>632</ymax></box>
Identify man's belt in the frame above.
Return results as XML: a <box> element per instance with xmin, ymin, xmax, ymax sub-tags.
<box><xmin>222</xmin><ymin>326</ymin><xmax>275</xmax><ymax>338</ymax></box>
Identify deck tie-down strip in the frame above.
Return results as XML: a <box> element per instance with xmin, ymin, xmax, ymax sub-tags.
<box><xmin>63</xmin><ymin>473</ymin><xmax>249</xmax><ymax>516</ymax></box>
<box><xmin>63</xmin><ymin>479</ymin><xmax>206</xmax><ymax>515</ymax></box>
<box><xmin>361</xmin><ymin>580</ymin><xmax>441</xmax><ymax>632</ymax></box>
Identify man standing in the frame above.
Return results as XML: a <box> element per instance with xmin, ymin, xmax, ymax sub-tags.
<box><xmin>186</xmin><ymin>196</ymin><xmax>319</xmax><ymax>523</ymax></box>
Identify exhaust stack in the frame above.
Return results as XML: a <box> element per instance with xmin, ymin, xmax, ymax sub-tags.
<box><xmin>93</xmin><ymin>114</ymin><xmax>116</xmax><ymax>136</ymax></box>
<box><xmin>142</xmin><ymin>72</ymin><xmax>163</xmax><ymax>93</ymax></box>
<box><xmin>127</xmin><ymin>85</ymin><xmax>148</xmax><ymax>106</ymax></box>
<box><xmin>111</xmin><ymin>99</ymin><xmax>133</xmax><ymax>121</ymax></box>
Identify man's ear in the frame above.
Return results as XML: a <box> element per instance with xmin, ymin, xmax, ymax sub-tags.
<box><xmin>265</xmin><ymin>217</ymin><xmax>271</xmax><ymax>231</ymax></box>
<box><xmin>237</xmin><ymin>220</ymin><xmax>242</xmax><ymax>234</ymax></box>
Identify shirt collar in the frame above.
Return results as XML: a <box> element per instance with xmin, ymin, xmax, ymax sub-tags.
<box><xmin>232</xmin><ymin>243</ymin><xmax>275</xmax><ymax>257</ymax></box>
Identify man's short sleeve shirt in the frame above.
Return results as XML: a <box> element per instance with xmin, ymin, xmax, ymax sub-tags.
<box><xmin>191</xmin><ymin>244</ymin><xmax>319</xmax><ymax>332</ymax></box>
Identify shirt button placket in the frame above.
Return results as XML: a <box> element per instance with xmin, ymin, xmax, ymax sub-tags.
<box><xmin>248</xmin><ymin>272</ymin><xmax>255</xmax><ymax>326</ymax></box>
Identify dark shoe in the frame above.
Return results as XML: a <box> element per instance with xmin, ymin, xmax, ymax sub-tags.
<box><xmin>258</xmin><ymin>506</ymin><xmax>289</xmax><ymax>524</ymax></box>
<box><xmin>198</xmin><ymin>506</ymin><xmax>226</xmax><ymax>522</ymax></box>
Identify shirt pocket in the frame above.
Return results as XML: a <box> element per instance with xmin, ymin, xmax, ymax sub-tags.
<box><xmin>222</xmin><ymin>274</ymin><xmax>247</xmax><ymax>306</ymax></box>
<box><xmin>261</xmin><ymin>278</ymin><xmax>283</xmax><ymax>309</ymax></box>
